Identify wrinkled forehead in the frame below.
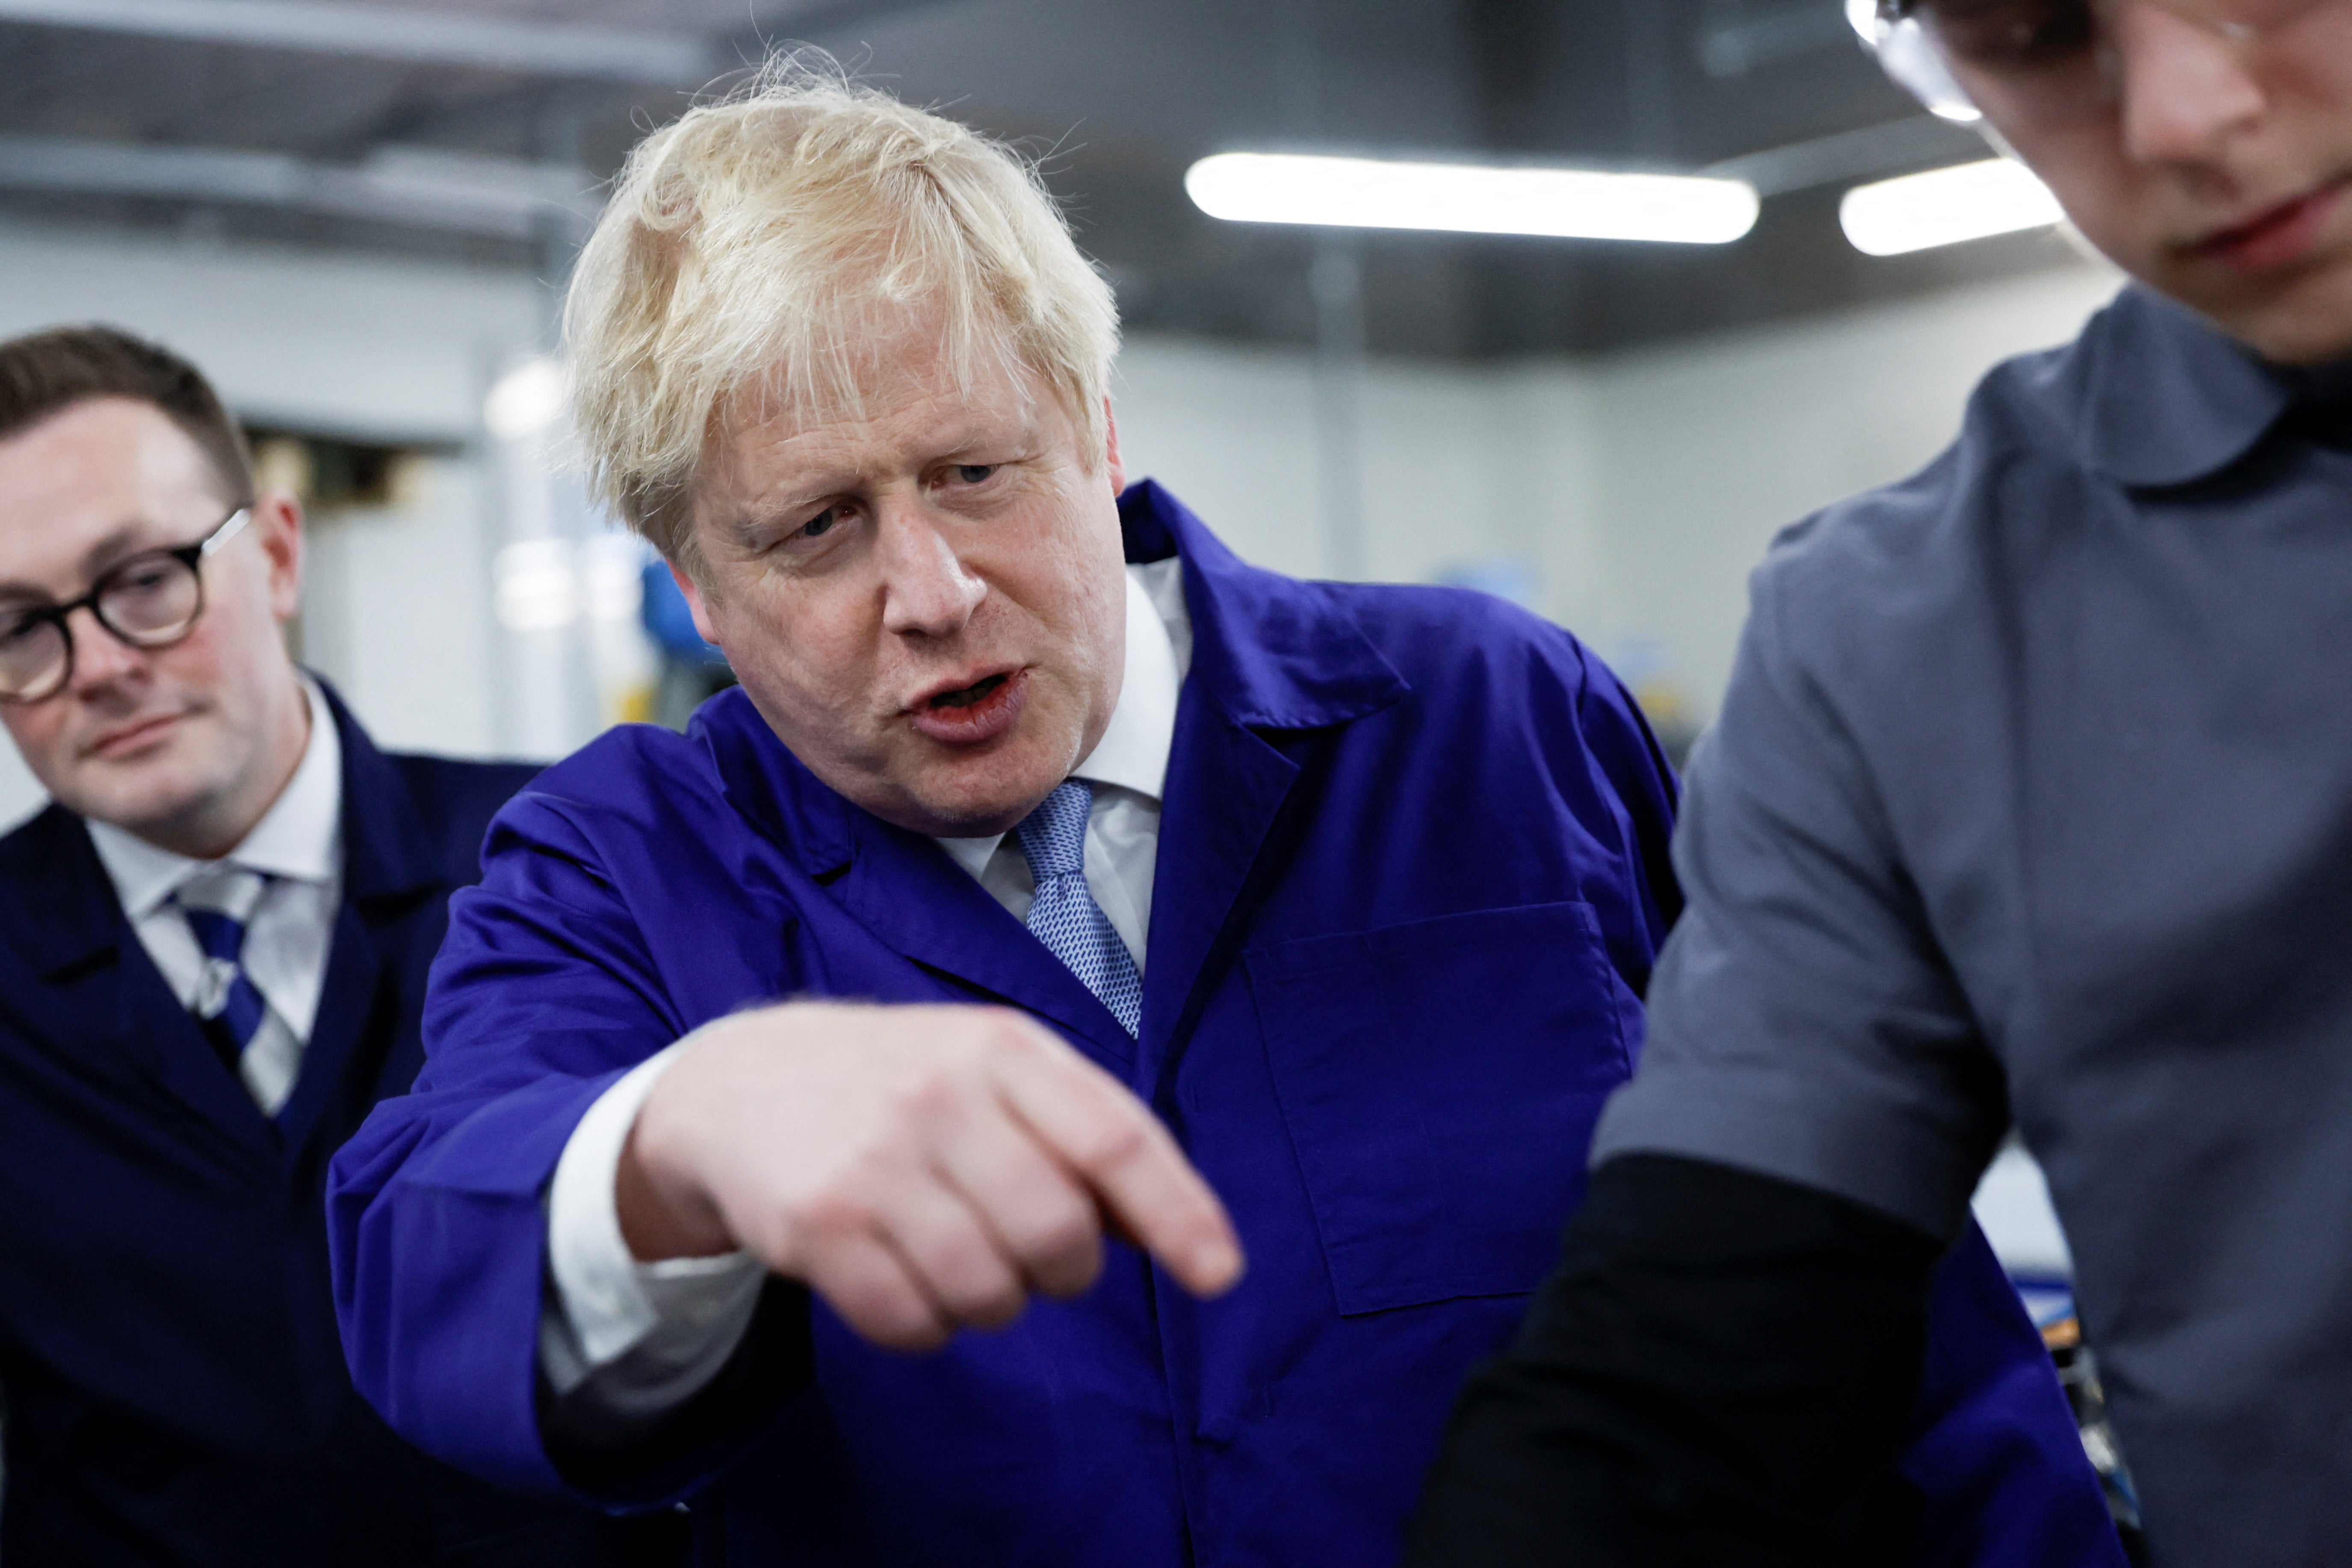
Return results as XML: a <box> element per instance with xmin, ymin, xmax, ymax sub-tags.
<box><xmin>703</xmin><ymin>322</ymin><xmax>1051</xmax><ymax>489</ymax></box>
<box><xmin>733</xmin><ymin>286</ymin><xmax>1040</xmax><ymax>421</ymax></box>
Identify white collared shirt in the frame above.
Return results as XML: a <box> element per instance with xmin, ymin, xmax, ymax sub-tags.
<box><xmin>86</xmin><ymin>679</ymin><xmax>344</xmax><ymax>1115</ymax></box>
<box><xmin>539</xmin><ymin>560</ymin><xmax>1192</xmax><ymax>1422</ymax></box>
<box><xmin>933</xmin><ymin>559</ymin><xmax>1184</xmax><ymax>969</ymax></box>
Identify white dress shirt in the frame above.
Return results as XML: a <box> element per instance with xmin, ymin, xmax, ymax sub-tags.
<box><xmin>539</xmin><ymin>560</ymin><xmax>1191</xmax><ymax>1421</ymax></box>
<box><xmin>86</xmin><ymin>680</ymin><xmax>343</xmax><ymax>1116</ymax></box>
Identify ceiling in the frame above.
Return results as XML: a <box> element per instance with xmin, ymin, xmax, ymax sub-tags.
<box><xmin>0</xmin><ymin>0</ymin><xmax>2091</xmax><ymax>358</ymax></box>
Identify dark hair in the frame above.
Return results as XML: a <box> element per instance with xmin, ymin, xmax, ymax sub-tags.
<box><xmin>0</xmin><ymin>325</ymin><xmax>254</xmax><ymax>502</ymax></box>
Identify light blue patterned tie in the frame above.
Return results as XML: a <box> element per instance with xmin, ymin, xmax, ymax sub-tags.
<box><xmin>174</xmin><ymin>868</ymin><xmax>271</xmax><ymax>1073</ymax></box>
<box><xmin>1014</xmin><ymin>780</ymin><xmax>1143</xmax><ymax>1037</ymax></box>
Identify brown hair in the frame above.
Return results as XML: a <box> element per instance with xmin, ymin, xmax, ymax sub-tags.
<box><xmin>0</xmin><ymin>325</ymin><xmax>255</xmax><ymax>502</ymax></box>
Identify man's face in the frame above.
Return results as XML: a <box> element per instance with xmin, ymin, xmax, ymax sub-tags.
<box><xmin>1925</xmin><ymin>0</ymin><xmax>2352</xmax><ymax>363</ymax></box>
<box><xmin>0</xmin><ymin>397</ymin><xmax>306</xmax><ymax>853</ymax></box>
<box><xmin>680</xmin><ymin>339</ymin><xmax>1128</xmax><ymax>839</ymax></box>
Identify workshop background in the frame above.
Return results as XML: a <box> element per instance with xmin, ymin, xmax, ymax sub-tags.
<box><xmin>0</xmin><ymin>0</ymin><xmax>2095</xmax><ymax>1282</ymax></box>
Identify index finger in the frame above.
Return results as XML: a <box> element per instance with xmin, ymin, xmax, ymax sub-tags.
<box><xmin>988</xmin><ymin>1033</ymin><xmax>1244</xmax><ymax>1298</ymax></box>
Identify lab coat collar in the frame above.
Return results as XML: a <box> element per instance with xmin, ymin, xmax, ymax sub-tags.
<box><xmin>693</xmin><ymin>483</ymin><xmax>1411</xmax><ymax>1071</ymax></box>
<box><xmin>1119</xmin><ymin>478</ymin><xmax>1406</xmax><ymax>732</ymax></box>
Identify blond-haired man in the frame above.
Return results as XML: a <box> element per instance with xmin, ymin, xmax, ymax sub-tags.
<box><xmin>329</xmin><ymin>69</ymin><xmax>2116</xmax><ymax>1567</ymax></box>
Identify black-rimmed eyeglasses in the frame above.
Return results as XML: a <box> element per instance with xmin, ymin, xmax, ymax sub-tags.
<box><xmin>0</xmin><ymin>504</ymin><xmax>254</xmax><ymax>705</ymax></box>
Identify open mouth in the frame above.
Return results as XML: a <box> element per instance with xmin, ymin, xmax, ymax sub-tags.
<box><xmin>928</xmin><ymin>673</ymin><xmax>1010</xmax><ymax>711</ymax></box>
<box><xmin>907</xmin><ymin>667</ymin><xmax>1027</xmax><ymax>746</ymax></box>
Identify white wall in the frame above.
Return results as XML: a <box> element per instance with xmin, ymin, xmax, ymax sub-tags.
<box><xmin>1117</xmin><ymin>261</ymin><xmax>2123</xmax><ymax>726</ymax></box>
<box><xmin>1565</xmin><ymin>263</ymin><xmax>2125</xmax><ymax>721</ymax></box>
<box><xmin>0</xmin><ymin>222</ymin><xmax>545</xmax><ymax>443</ymax></box>
<box><xmin>1111</xmin><ymin>340</ymin><xmax>1607</xmax><ymax>601</ymax></box>
<box><xmin>301</xmin><ymin>460</ymin><xmax>503</xmax><ymax>758</ymax></box>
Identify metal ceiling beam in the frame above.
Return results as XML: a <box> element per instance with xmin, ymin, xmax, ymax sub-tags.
<box><xmin>1696</xmin><ymin>0</ymin><xmax>1859</xmax><ymax>78</ymax></box>
<box><xmin>0</xmin><ymin>0</ymin><xmax>718</xmax><ymax>86</ymax></box>
<box><xmin>0</xmin><ymin>134</ymin><xmax>601</xmax><ymax>240</ymax></box>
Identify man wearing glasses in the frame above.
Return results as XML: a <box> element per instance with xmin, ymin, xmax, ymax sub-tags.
<box><xmin>1408</xmin><ymin>3</ymin><xmax>2352</xmax><ymax>1564</ymax></box>
<box><xmin>0</xmin><ymin>326</ymin><xmax>658</xmax><ymax>1565</ymax></box>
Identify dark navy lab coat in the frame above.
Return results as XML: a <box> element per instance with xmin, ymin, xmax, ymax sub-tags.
<box><xmin>329</xmin><ymin>484</ymin><xmax>2119</xmax><ymax>1566</ymax></box>
<box><xmin>0</xmin><ymin>688</ymin><xmax>653</xmax><ymax>1566</ymax></box>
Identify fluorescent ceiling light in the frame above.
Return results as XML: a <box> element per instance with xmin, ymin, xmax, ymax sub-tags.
<box><xmin>1840</xmin><ymin>158</ymin><xmax>2064</xmax><ymax>256</ymax></box>
<box><xmin>1185</xmin><ymin>153</ymin><xmax>1759</xmax><ymax>245</ymax></box>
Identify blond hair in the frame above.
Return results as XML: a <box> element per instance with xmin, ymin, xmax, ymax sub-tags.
<box><xmin>564</xmin><ymin>59</ymin><xmax>1120</xmax><ymax>570</ymax></box>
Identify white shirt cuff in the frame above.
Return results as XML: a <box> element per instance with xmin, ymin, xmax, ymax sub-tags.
<box><xmin>542</xmin><ymin>1041</ymin><xmax>766</xmax><ymax>1406</ymax></box>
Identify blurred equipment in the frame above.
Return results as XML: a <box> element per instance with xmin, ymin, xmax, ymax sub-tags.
<box><xmin>1602</xmin><ymin>637</ymin><xmax>1702</xmax><ymax>768</ymax></box>
<box><xmin>639</xmin><ymin>558</ymin><xmax>734</xmax><ymax>732</ymax></box>
<box><xmin>484</xmin><ymin>357</ymin><xmax>659</xmax><ymax>753</ymax></box>
<box><xmin>2041</xmin><ymin>1314</ymin><xmax>2150</xmax><ymax>1566</ymax></box>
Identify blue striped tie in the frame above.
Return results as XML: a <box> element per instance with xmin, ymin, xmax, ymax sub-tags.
<box><xmin>1013</xmin><ymin>780</ymin><xmax>1143</xmax><ymax>1037</ymax></box>
<box><xmin>175</xmin><ymin>871</ymin><xmax>271</xmax><ymax>1073</ymax></box>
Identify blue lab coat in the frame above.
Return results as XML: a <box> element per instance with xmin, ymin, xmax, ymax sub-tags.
<box><xmin>0</xmin><ymin>687</ymin><xmax>652</xmax><ymax>1565</ymax></box>
<box><xmin>329</xmin><ymin>483</ymin><xmax>2119</xmax><ymax>1566</ymax></box>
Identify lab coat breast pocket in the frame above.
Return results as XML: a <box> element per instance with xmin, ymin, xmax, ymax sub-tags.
<box><xmin>1245</xmin><ymin>901</ymin><xmax>1631</xmax><ymax>1317</ymax></box>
